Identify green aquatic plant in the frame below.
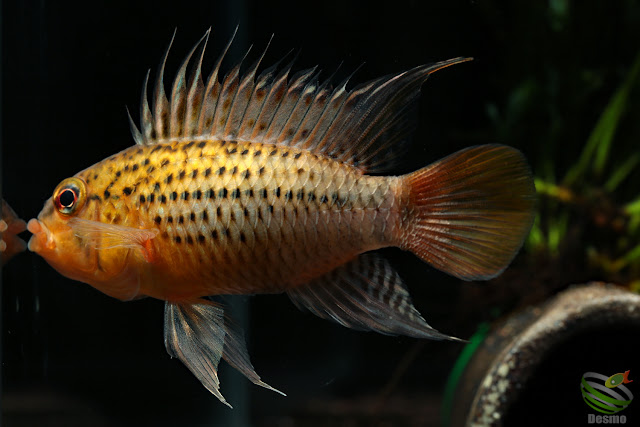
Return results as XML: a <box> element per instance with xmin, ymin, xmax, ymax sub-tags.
<box><xmin>528</xmin><ymin>52</ymin><xmax>640</xmax><ymax>283</ymax></box>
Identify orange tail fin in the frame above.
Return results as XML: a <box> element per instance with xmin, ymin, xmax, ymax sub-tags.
<box><xmin>400</xmin><ymin>144</ymin><xmax>536</xmax><ymax>281</ymax></box>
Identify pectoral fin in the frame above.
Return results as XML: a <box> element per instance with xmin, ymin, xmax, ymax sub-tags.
<box><xmin>67</xmin><ymin>218</ymin><xmax>158</xmax><ymax>262</ymax></box>
<box><xmin>287</xmin><ymin>253</ymin><xmax>462</xmax><ymax>341</ymax></box>
<box><xmin>164</xmin><ymin>300</ymin><xmax>283</xmax><ymax>408</ymax></box>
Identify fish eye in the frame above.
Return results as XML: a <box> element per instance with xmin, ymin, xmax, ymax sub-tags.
<box><xmin>53</xmin><ymin>177</ymin><xmax>87</xmax><ymax>216</ymax></box>
<box><xmin>58</xmin><ymin>188</ymin><xmax>77</xmax><ymax>208</ymax></box>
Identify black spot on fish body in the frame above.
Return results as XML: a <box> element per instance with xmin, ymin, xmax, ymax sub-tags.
<box><xmin>206</xmin><ymin>189</ymin><xmax>215</xmax><ymax>199</ymax></box>
<box><xmin>113</xmin><ymin>214</ymin><xmax>121</xmax><ymax>223</ymax></box>
<box><xmin>211</xmin><ymin>230</ymin><xmax>218</xmax><ymax>239</ymax></box>
<box><xmin>154</xmin><ymin>216</ymin><xmax>162</xmax><ymax>224</ymax></box>
<box><xmin>154</xmin><ymin>182</ymin><xmax>161</xmax><ymax>192</ymax></box>
<box><xmin>181</xmin><ymin>192</ymin><xmax>189</xmax><ymax>201</ymax></box>
<box><xmin>241</xmin><ymin>149</ymin><xmax>249</xmax><ymax>155</ymax></box>
<box><xmin>124</xmin><ymin>165</ymin><xmax>130</xmax><ymax>171</ymax></box>
<box><xmin>218</xmin><ymin>167</ymin><xmax>225</xmax><ymax>176</ymax></box>
<box><xmin>147</xmin><ymin>166</ymin><xmax>155</xmax><ymax>173</ymax></box>
<box><xmin>148</xmin><ymin>194</ymin><xmax>155</xmax><ymax>203</ymax></box>
<box><xmin>175</xmin><ymin>236</ymin><xmax>182</xmax><ymax>243</ymax></box>
<box><xmin>241</xmin><ymin>170</ymin><xmax>250</xmax><ymax>179</ymax></box>
<box><xmin>258</xmin><ymin>167</ymin><xmax>265</xmax><ymax>176</ymax></box>
<box><xmin>104</xmin><ymin>190</ymin><xmax>111</xmax><ymax>199</ymax></box>
<box><xmin>197</xmin><ymin>141</ymin><xmax>206</xmax><ymax>148</ymax></box>
<box><xmin>179</xmin><ymin>170</ymin><xmax>186</xmax><ymax>180</ymax></box>
<box><xmin>219</xmin><ymin>188</ymin><xmax>228</xmax><ymax>198</ymax></box>
<box><xmin>268</xmin><ymin>205</ymin><xmax>274</xmax><ymax>213</ymax></box>
<box><xmin>165</xmin><ymin>174</ymin><xmax>174</xmax><ymax>184</ymax></box>
<box><xmin>160</xmin><ymin>194</ymin><xmax>167</xmax><ymax>203</ymax></box>
<box><xmin>89</xmin><ymin>194</ymin><xmax>102</xmax><ymax>202</ymax></box>
<box><xmin>184</xmin><ymin>141</ymin><xmax>195</xmax><ymax>150</ymax></box>
<box><xmin>178</xmin><ymin>216</ymin><xmax>184</xmax><ymax>224</ymax></box>
<box><xmin>240</xmin><ymin>232</ymin><xmax>246</xmax><ymax>243</ymax></box>
<box><xmin>123</xmin><ymin>187</ymin><xmax>132</xmax><ymax>196</ymax></box>
<box><xmin>245</xmin><ymin>189</ymin><xmax>254</xmax><ymax>197</ymax></box>
<box><xmin>231</xmin><ymin>189</ymin><xmax>241</xmax><ymax>199</ymax></box>
<box><xmin>222</xmin><ymin>228</ymin><xmax>229</xmax><ymax>237</ymax></box>
<box><xmin>270</xmin><ymin>149</ymin><xmax>277</xmax><ymax>156</ymax></box>
<box><xmin>216</xmin><ymin>206</ymin><xmax>222</xmax><ymax>217</ymax></box>
<box><xmin>186</xmin><ymin>235</ymin><xmax>194</xmax><ymax>244</ymax></box>
<box><xmin>220</xmin><ymin>140</ymin><xmax>227</xmax><ymax>147</ymax></box>
<box><xmin>297</xmin><ymin>168</ymin><xmax>304</xmax><ymax>175</ymax></box>
<box><xmin>320</xmin><ymin>195</ymin><xmax>328</xmax><ymax>203</ymax></box>
<box><xmin>285</xmin><ymin>190</ymin><xmax>293</xmax><ymax>200</ymax></box>
<box><xmin>116</xmin><ymin>171</ymin><xmax>122</xmax><ymax>177</ymax></box>
<box><xmin>168</xmin><ymin>216</ymin><xmax>173</xmax><ymax>223</ymax></box>
<box><xmin>198</xmin><ymin>234</ymin><xmax>206</xmax><ymax>243</ymax></box>
<box><xmin>254</xmin><ymin>150</ymin><xmax>262</xmax><ymax>157</ymax></box>
<box><xmin>282</xmin><ymin>151</ymin><xmax>289</xmax><ymax>158</ymax></box>
<box><xmin>132</xmin><ymin>164</ymin><xmax>139</xmax><ymax>172</ymax></box>
<box><xmin>230</xmin><ymin>166</ymin><xmax>237</xmax><ymax>175</ymax></box>
<box><xmin>275</xmin><ymin>187</ymin><xmax>281</xmax><ymax>198</ymax></box>
<box><xmin>227</xmin><ymin>147</ymin><xmax>237</xmax><ymax>155</ymax></box>
<box><xmin>308</xmin><ymin>192</ymin><xmax>316</xmax><ymax>202</ymax></box>
<box><xmin>191</xmin><ymin>170</ymin><xmax>198</xmax><ymax>179</ymax></box>
<box><xmin>190</xmin><ymin>213</ymin><xmax>196</xmax><ymax>221</ymax></box>
<box><xmin>144</xmin><ymin>158</ymin><xmax>150</xmax><ymax>166</ymax></box>
<box><xmin>193</xmin><ymin>190</ymin><xmax>202</xmax><ymax>200</ymax></box>
<box><xmin>204</xmin><ymin>168</ymin><xmax>211</xmax><ymax>177</ymax></box>
<box><xmin>202</xmin><ymin>211</ymin><xmax>208</xmax><ymax>221</ymax></box>
<box><xmin>294</xmin><ymin>152</ymin><xmax>302</xmax><ymax>160</ymax></box>
<box><xmin>170</xmin><ymin>191</ymin><xmax>178</xmax><ymax>201</ymax></box>
<box><xmin>161</xmin><ymin>159</ymin><xmax>170</xmax><ymax>167</ymax></box>
<box><xmin>243</xmin><ymin>207</ymin><xmax>249</xmax><ymax>217</ymax></box>
<box><xmin>296</xmin><ymin>190</ymin><xmax>304</xmax><ymax>200</ymax></box>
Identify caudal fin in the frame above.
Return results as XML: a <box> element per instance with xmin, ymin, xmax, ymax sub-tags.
<box><xmin>400</xmin><ymin>144</ymin><xmax>536</xmax><ymax>281</ymax></box>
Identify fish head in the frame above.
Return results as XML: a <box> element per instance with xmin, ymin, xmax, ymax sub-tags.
<box><xmin>28</xmin><ymin>175</ymin><xmax>146</xmax><ymax>301</ymax></box>
<box><xmin>28</xmin><ymin>176</ymin><xmax>96</xmax><ymax>278</ymax></box>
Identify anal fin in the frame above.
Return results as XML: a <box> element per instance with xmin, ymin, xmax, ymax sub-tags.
<box><xmin>163</xmin><ymin>299</ymin><xmax>284</xmax><ymax>408</ymax></box>
<box><xmin>287</xmin><ymin>253</ymin><xmax>461</xmax><ymax>341</ymax></box>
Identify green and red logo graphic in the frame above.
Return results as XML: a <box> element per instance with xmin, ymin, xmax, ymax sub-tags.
<box><xmin>581</xmin><ymin>371</ymin><xmax>634</xmax><ymax>414</ymax></box>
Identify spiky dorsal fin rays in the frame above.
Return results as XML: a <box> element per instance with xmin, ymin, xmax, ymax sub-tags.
<box><xmin>197</xmin><ymin>27</ymin><xmax>238</xmax><ymax>137</ymax></box>
<box><xmin>170</xmin><ymin>29</ymin><xmax>211</xmax><ymax>139</ymax></box>
<box><xmin>164</xmin><ymin>300</ymin><xmax>284</xmax><ymax>408</ymax></box>
<box><xmin>129</xmin><ymin>30</ymin><xmax>472</xmax><ymax>173</ymax></box>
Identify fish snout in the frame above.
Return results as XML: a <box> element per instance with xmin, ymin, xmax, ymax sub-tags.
<box><xmin>27</xmin><ymin>218</ymin><xmax>55</xmax><ymax>253</ymax></box>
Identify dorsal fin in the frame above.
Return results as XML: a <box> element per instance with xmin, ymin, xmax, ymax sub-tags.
<box><xmin>129</xmin><ymin>30</ymin><xmax>472</xmax><ymax>173</ymax></box>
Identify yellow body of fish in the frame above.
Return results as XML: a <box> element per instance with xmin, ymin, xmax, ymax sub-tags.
<box><xmin>27</xmin><ymin>29</ymin><xmax>536</xmax><ymax>407</ymax></box>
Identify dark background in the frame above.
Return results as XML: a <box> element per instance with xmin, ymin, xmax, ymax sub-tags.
<box><xmin>2</xmin><ymin>1</ymin><xmax>640</xmax><ymax>426</ymax></box>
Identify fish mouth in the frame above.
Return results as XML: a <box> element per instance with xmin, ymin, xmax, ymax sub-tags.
<box><xmin>27</xmin><ymin>218</ymin><xmax>55</xmax><ymax>253</ymax></box>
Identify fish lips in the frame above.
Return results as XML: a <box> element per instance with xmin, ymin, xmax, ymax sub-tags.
<box><xmin>27</xmin><ymin>218</ymin><xmax>55</xmax><ymax>253</ymax></box>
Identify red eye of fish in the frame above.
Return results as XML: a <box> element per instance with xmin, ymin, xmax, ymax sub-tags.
<box><xmin>55</xmin><ymin>187</ymin><xmax>78</xmax><ymax>212</ymax></box>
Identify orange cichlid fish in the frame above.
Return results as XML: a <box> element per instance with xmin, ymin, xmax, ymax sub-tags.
<box><xmin>1</xmin><ymin>199</ymin><xmax>27</xmax><ymax>265</ymax></box>
<box><xmin>27</xmin><ymin>29</ymin><xmax>536</xmax><ymax>407</ymax></box>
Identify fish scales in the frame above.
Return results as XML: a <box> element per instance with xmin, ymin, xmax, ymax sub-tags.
<box><xmin>78</xmin><ymin>138</ymin><xmax>398</xmax><ymax>299</ymax></box>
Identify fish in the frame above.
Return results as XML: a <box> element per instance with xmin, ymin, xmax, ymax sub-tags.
<box><xmin>27</xmin><ymin>29</ymin><xmax>536</xmax><ymax>407</ymax></box>
<box><xmin>606</xmin><ymin>370</ymin><xmax>633</xmax><ymax>388</ymax></box>
<box><xmin>1</xmin><ymin>199</ymin><xmax>27</xmax><ymax>265</ymax></box>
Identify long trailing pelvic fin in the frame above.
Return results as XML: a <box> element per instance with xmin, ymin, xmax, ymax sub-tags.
<box><xmin>164</xmin><ymin>299</ymin><xmax>284</xmax><ymax>408</ymax></box>
<box><xmin>128</xmin><ymin>29</ymin><xmax>472</xmax><ymax>173</ymax></box>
